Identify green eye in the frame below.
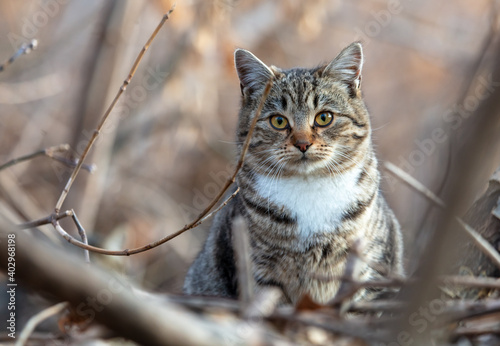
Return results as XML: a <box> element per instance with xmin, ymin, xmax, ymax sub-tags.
<box><xmin>314</xmin><ymin>112</ymin><xmax>334</xmax><ymax>127</ymax></box>
<box><xmin>270</xmin><ymin>115</ymin><xmax>289</xmax><ymax>130</ymax></box>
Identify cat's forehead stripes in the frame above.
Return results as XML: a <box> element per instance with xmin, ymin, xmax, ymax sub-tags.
<box><xmin>262</xmin><ymin>68</ymin><xmax>361</xmax><ymax>124</ymax></box>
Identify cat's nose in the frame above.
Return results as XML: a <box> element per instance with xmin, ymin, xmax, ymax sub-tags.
<box><xmin>294</xmin><ymin>140</ymin><xmax>312</xmax><ymax>153</ymax></box>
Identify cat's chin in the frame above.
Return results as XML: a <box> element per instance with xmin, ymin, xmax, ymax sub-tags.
<box><xmin>288</xmin><ymin>157</ymin><xmax>327</xmax><ymax>175</ymax></box>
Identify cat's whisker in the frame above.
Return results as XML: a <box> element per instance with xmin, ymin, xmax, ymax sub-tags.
<box><xmin>334</xmin><ymin>150</ymin><xmax>378</xmax><ymax>186</ymax></box>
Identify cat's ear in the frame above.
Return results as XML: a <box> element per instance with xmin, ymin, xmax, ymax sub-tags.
<box><xmin>235</xmin><ymin>49</ymin><xmax>274</xmax><ymax>95</ymax></box>
<box><xmin>323</xmin><ymin>42</ymin><xmax>363</xmax><ymax>95</ymax></box>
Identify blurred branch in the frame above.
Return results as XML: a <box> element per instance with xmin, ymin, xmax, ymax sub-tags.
<box><xmin>387</xmin><ymin>32</ymin><xmax>500</xmax><ymax>341</ymax></box>
<box><xmin>0</xmin><ymin>218</ymin><xmax>270</xmax><ymax>346</ymax></box>
<box><xmin>232</xmin><ymin>216</ymin><xmax>254</xmax><ymax>307</ymax></box>
<box><xmin>50</xmin><ymin>185</ymin><xmax>240</xmax><ymax>256</ymax></box>
<box><xmin>53</xmin><ymin>6</ymin><xmax>175</xmax><ymax>214</ymax></box>
<box><xmin>7</xmin><ymin>3</ymin><xmax>274</xmax><ymax>257</ymax></box>
<box><xmin>19</xmin><ymin>209</ymin><xmax>90</xmax><ymax>262</ymax></box>
<box><xmin>16</xmin><ymin>302</ymin><xmax>69</xmax><ymax>346</ymax></box>
<box><xmin>0</xmin><ymin>144</ymin><xmax>94</xmax><ymax>173</ymax></box>
<box><xmin>42</xmin><ymin>76</ymin><xmax>271</xmax><ymax>256</ymax></box>
<box><xmin>457</xmin><ymin>164</ymin><xmax>500</xmax><ymax>282</ymax></box>
<box><xmin>384</xmin><ymin>161</ymin><xmax>500</xmax><ymax>269</ymax></box>
<box><xmin>0</xmin><ymin>39</ymin><xmax>38</xmax><ymax>73</ymax></box>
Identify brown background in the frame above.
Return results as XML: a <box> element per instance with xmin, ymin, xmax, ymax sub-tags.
<box><xmin>1</xmin><ymin>0</ymin><xmax>499</xmax><ymax>298</ymax></box>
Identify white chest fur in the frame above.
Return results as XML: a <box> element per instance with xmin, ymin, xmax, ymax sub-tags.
<box><xmin>254</xmin><ymin>167</ymin><xmax>362</xmax><ymax>240</ymax></box>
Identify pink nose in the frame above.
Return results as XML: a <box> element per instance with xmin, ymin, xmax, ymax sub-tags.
<box><xmin>294</xmin><ymin>140</ymin><xmax>312</xmax><ymax>153</ymax></box>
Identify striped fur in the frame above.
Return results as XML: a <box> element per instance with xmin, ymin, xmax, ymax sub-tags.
<box><xmin>184</xmin><ymin>43</ymin><xmax>404</xmax><ymax>304</ymax></box>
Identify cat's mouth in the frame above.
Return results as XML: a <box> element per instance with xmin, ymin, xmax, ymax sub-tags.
<box><xmin>295</xmin><ymin>153</ymin><xmax>322</xmax><ymax>164</ymax></box>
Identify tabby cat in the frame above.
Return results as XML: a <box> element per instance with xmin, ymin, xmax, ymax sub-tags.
<box><xmin>183</xmin><ymin>42</ymin><xmax>404</xmax><ymax>304</ymax></box>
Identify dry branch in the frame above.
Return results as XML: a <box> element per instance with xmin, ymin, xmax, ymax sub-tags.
<box><xmin>47</xmin><ymin>77</ymin><xmax>271</xmax><ymax>256</ymax></box>
<box><xmin>53</xmin><ymin>7</ymin><xmax>175</xmax><ymax>214</ymax></box>
<box><xmin>0</xmin><ymin>39</ymin><xmax>37</xmax><ymax>73</ymax></box>
<box><xmin>0</xmin><ymin>144</ymin><xmax>95</xmax><ymax>173</ymax></box>
<box><xmin>0</xmin><ymin>217</ymin><xmax>271</xmax><ymax>346</ymax></box>
<box><xmin>18</xmin><ymin>210</ymin><xmax>72</xmax><ymax>229</ymax></box>
<box><xmin>388</xmin><ymin>32</ymin><xmax>500</xmax><ymax>342</ymax></box>
<box><xmin>16</xmin><ymin>302</ymin><xmax>69</xmax><ymax>346</ymax></box>
<box><xmin>458</xmin><ymin>164</ymin><xmax>500</xmax><ymax>280</ymax></box>
<box><xmin>384</xmin><ymin>162</ymin><xmax>500</xmax><ymax>270</ymax></box>
<box><xmin>15</xmin><ymin>4</ymin><xmax>273</xmax><ymax>257</ymax></box>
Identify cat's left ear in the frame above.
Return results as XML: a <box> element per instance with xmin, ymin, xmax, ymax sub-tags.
<box><xmin>323</xmin><ymin>42</ymin><xmax>363</xmax><ymax>95</ymax></box>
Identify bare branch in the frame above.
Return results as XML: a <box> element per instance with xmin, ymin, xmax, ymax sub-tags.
<box><xmin>48</xmin><ymin>186</ymin><xmax>240</xmax><ymax>256</ymax></box>
<box><xmin>384</xmin><ymin>161</ymin><xmax>500</xmax><ymax>269</ymax></box>
<box><xmin>19</xmin><ymin>210</ymin><xmax>72</xmax><ymax>229</ymax></box>
<box><xmin>0</xmin><ymin>39</ymin><xmax>37</xmax><ymax>73</ymax></box>
<box><xmin>46</xmin><ymin>76</ymin><xmax>271</xmax><ymax>256</ymax></box>
<box><xmin>0</xmin><ymin>144</ymin><xmax>95</xmax><ymax>173</ymax></box>
<box><xmin>54</xmin><ymin>6</ymin><xmax>176</xmax><ymax>214</ymax></box>
<box><xmin>0</xmin><ymin>219</ymin><xmax>270</xmax><ymax>346</ymax></box>
<box><xmin>16</xmin><ymin>302</ymin><xmax>69</xmax><ymax>346</ymax></box>
<box><xmin>70</xmin><ymin>210</ymin><xmax>90</xmax><ymax>263</ymax></box>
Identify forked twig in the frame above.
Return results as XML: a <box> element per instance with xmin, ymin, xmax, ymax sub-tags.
<box><xmin>54</xmin><ymin>6</ymin><xmax>175</xmax><ymax>214</ymax></box>
<box><xmin>70</xmin><ymin>211</ymin><xmax>90</xmax><ymax>263</ymax></box>
<box><xmin>20</xmin><ymin>5</ymin><xmax>272</xmax><ymax>256</ymax></box>
<box><xmin>19</xmin><ymin>210</ymin><xmax>72</xmax><ymax>229</ymax></box>
<box><xmin>49</xmin><ymin>75</ymin><xmax>272</xmax><ymax>256</ymax></box>
<box><xmin>0</xmin><ymin>144</ymin><xmax>94</xmax><ymax>173</ymax></box>
<box><xmin>0</xmin><ymin>39</ymin><xmax>38</xmax><ymax>73</ymax></box>
<box><xmin>384</xmin><ymin>161</ymin><xmax>500</xmax><ymax>269</ymax></box>
<box><xmin>16</xmin><ymin>302</ymin><xmax>68</xmax><ymax>346</ymax></box>
<box><xmin>20</xmin><ymin>209</ymin><xmax>90</xmax><ymax>262</ymax></box>
<box><xmin>51</xmin><ymin>185</ymin><xmax>240</xmax><ymax>255</ymax></box>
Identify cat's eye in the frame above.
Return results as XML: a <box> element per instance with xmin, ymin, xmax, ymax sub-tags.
<box><xmin>314</xmin><ymin>112</ymin><xmax>334</xmax><ymax>127</ymax></box>
<box><xmin>270</xmin><ymin>115</ymin><xmax>289</xmax><ymax>130</ymax></box>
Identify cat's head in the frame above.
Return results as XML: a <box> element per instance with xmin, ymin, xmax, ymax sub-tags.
<box><xmin>234</xmin><ymin>42</ymin><xmax>372</xmax><ymax>177</ymax></box>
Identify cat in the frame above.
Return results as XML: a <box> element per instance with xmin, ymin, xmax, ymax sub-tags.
<box><xmin>183</xmin><ymin>42</ymin><xmax>404</xmax><ymax>305</ymax></box>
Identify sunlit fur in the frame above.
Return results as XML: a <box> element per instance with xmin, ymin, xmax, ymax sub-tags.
<box><xmin>184</xmin><ymin>43</ymin><xmax>404</xmax><ymax>304</ymax></box>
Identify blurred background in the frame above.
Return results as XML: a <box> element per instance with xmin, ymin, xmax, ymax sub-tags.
<box><xmin>1</xmin><ymin>0</ymin><xmax>500</xmax><ymax>327</ymax></box>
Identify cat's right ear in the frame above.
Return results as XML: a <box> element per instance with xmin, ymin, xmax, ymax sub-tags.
<box><xmin>234</xmin><ymin>49</ymin><xmax>274</xmax><ymax>96</ymax></box>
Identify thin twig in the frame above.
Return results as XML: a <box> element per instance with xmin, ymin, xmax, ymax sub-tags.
<box><xmin>0</xmin><ymin>39</ymin><xmax>37</xmax><ymax>73</ymax></box>
<box><xmin>190</xmin><ymin>188</ymin><xmax>239</xmax><ymax>230</ymax></box>
<box><xmin>16</xmin><ymin>302</ymin><xmax>68</xmax><ymax>346</ymax></box>
<box><xmin>348</xmin><ymin>300</ymin><xmax>406</xmax><ymax>313</ymax></box>
<box><xmin>457</xmin><ymin>219</ymin><xmax>500</xmax><ymax>269</ymax></box>
<box><xmin>54</xmin><ymin>6</ymin><xmax>175</xmax><ymax>214</ymax></box>
<box><xmin>273</xmin><ymin>313</ymin><xmax>389</xmax><ymax>343</ymax></box>
<box><xmin>19</xmin><ymin>210</ymin><xmax>72</xmax><ymax>229</ymax></box>
<box><xmin>50</xmin><ymin>155</ymin><xmax>96</xmax><ymax>173</ymax></box>
<box><xmin>384</xmin><ymin>162</ymin><xmax>445</xmax><ymax>208</ymax></box>
<box><xmin>384</xmin><ymin>161</ymin><xmax>500</xmax><ymax>269</ymax></box>
<box><xmin>441</xmin><ymin>299</ymin><xmax>500</xmax><ymax>322</ymax></box>
<box><xmin>452</xmin><ymin>323</ymin><xmax>500</xmax><ymax>337</ymax></box>
<box><xmin>71</xmin><ymin>210</ymin><xmax>90</xmax><ymax>263</ymax></box>
<box><xmin>440</xmin><ymin>275</ymin><xmax>500</xmax><ymax>289</ymax></box>
<box><xmin>49</xmin><ymin>75</ymin><xmax>271</xmax><ymax>256</ymax></box>
<box><xmin>0</xmin><ymin>144</ymin><xmax>94</xmax><ymax>173</ymax></box>
<box><xmin>50</xmin><ymin>185</ymin><xmax>240</xmax><ymax>255</ymax></box>
<box><xmin>315</xmin><ymin>274</ymin><xmax>500</xmax><ymax>291</ymax></box>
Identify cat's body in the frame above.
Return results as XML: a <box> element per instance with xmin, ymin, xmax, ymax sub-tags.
<box><xmin>184</xmin><ymin>43</ymin><xmax>404</xmax><ymax>304</ymax></box>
